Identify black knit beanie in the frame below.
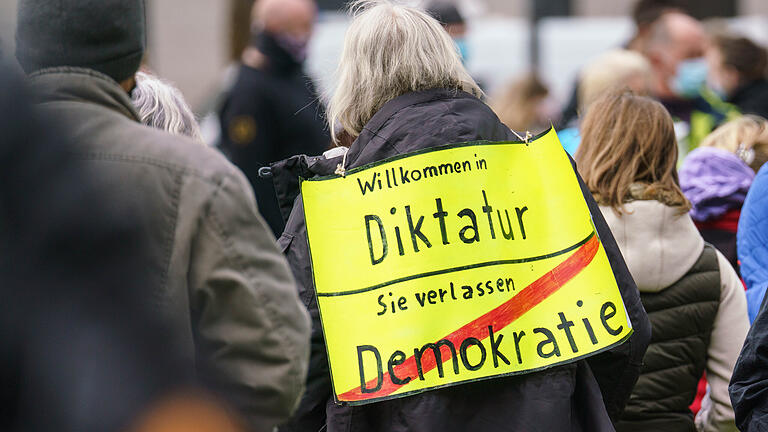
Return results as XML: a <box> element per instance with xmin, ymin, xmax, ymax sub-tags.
<box><xmin>15</xmin><ymin>0</ymin><xmax>146</xmax><ymax>83</ymax></box>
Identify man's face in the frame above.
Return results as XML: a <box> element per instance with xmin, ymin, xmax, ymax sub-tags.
<box><xmin>656</xmin><ymin>15</ymin><xmax>706</xmax><ymax>84</ymax></box>
<box><xmin>281</xmin><ymin>3</ymin><xmax>315</xmax><ymax>44</ymax></box>
<box><xmin>259</xmin><ymin>0</ymin><xmax>316</xmax><ymax>44</ymax></box>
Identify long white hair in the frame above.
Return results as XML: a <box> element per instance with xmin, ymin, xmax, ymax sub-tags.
<box><xmin>327</xmin><ymin>0</ymin><xmax>483</xmax><ymax>143</ymax></box>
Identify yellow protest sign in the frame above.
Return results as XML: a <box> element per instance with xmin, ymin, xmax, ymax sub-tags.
<box><xmin>301</xmin><ymin>128</ymin><xmax>632</xmax><ymax>405</ymax></box>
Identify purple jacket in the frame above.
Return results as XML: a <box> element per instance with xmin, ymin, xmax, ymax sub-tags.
<box><xmin>679</xmin><ymin>147</ymin><xmax>754</xmax><ymax>222</ymax></box>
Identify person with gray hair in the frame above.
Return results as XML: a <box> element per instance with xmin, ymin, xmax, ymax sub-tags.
<box><xmin>131</xmin><ymin>71</ymin><xmax>204</xmax><ymax>142</ymax></box>
<box><xmin>271</xmin><ymin>1</ymin><xmax>650</xmax><ymax>431</ymax></box>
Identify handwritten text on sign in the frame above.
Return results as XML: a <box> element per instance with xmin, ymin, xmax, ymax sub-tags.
<box><xmin>301</xmin><ymin>128</ymin><xmax>633</xmax><ymax>405</ymax></box>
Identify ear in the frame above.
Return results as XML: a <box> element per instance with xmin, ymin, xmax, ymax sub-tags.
<box><xmin>120</xmin><ymin>75</ymin><xmax>137</xmax><ymax>94</ymax></box>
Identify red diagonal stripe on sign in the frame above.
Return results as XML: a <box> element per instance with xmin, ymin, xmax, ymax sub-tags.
<box><xmin>338</xmin><ymin>233</ymin><xmax>600</xmax><ymax>402</ymax></box>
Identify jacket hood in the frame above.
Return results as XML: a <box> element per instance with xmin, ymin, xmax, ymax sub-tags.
<box><xmin>28</xmin><ymin>67</ymin><xmax>140</xmax><ymax>121</ymax></box>
<box><xmin>600</xmin><ymin>200</ymin><xmax>704</xmax><ymax>293</ymax></box>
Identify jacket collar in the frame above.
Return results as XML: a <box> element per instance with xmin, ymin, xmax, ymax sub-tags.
<box><xmin>599</xmin><ymin>200</ymin><xmax>703</xmax><ymax>293</ymax></box>
<box><xmin>345</xmin><ymin>88</ymin><xmax>474</xmax><ymax>166</ymax></box>
<box><xmin>271</xmin><ymin>89</ymin><xmax>478</xmax><ymax>217</ymax></box>
<box><xmin>28</xmin><ymin>67</ymin><xmax>140</xmax><ymax>122</ymax></box>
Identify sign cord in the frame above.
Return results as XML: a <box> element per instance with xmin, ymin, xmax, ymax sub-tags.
<box><xmin>335</xmin><ymin>147</ymin><xmax>349</xmax><ymax>177</ymax></box>
<box><xmin>511</xmin><ymin>129</ymin><xmax>533</xmax><ymax>144</ymax></box>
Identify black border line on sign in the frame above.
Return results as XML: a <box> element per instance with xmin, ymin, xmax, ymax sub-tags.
<box><xmin>303</xmin><ymin>127</ymin><xmax>553</xmax><ymax>182</ymax></box>
<box><xmin>317</xmin><ymin>232</ymin><xmax>595</xmax><ymax>297</ymax></box>
<box><xmin>299</xmin><ymin>127</ymin><xmax>630</xmax><ymax>406</ymax></box>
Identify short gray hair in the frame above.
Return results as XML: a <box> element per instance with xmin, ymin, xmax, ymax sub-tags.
<box><xmin>327</xmin><ymin>0</ymin><xmax>483</xmax><ymax>143</ymax></box>
<box><xmin>131</xmin><ymin>72</ymin><xmax>203</xmax><ymax>142</ymax></box>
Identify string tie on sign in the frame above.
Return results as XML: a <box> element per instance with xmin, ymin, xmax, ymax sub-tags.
<box><xmin>335</xmin><ymin>146</ymin><xmax>349</xmax><ymax>177</ymax></box>
<box><xmin>511</xmin><ymin>129</ymin><xmax>533</xmax><ymax>145</ymax></box>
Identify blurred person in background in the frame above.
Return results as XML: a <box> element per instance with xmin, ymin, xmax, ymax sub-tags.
<box><xmin>491</xmin><ymin>73</ymin><xmax>555</xmax><ymax>135</ymax></box>
<box><xmin>579</xmin><ymin>50</ymin><xmax>652</xmax><ymax>110</ymax></box>
<box><xmin>272</xmin><ymin>2</ymin><xmax>650</xmax><ymax>431</ymax></box>
<box><xmin>132</xmin><ymin>71</ymin><xmax>204</xmax><ymax>142</ymax></box>
<box><xmin>707</xmin><ymin>34</ymin><xmax>768</xmax><ymax>119</ymax></box>
<box><xmin>679</xmin><ymin>147</ymin><xmax>753</xmax><ymax>276</ymax></box>
<box><xmin>425</xmin><ymin>1</ymin><xmax>469</xmax><ymax>64</ymax></box>
<box><xmin>679</xmin><ymin>115</ymin><xmax>768</xmax><ymax>279</ymax></box>
<box><xmin>697</xmin><ymin>115</ymin><xmax>768</xmax><ymax>174</ymax></box>
<box><xmin>0</xmin><ymin>56</ymin><xmax>182</xmax><ymax>432</ymax></box>
<box><xmin>576</xmin><ymin>90</ymin><xmax>748</xmax><ymax>432</ymax></box>
<box><xmin>0</xmin><ymin>57</ymin><xmax>247</xmax><ymax>432</ymax></box>
<box><xmin>713</xmin><ymin>116</ymin><xmax>768</xmax><ymax>323</ymax></box>
<box><xmin>218</xmin><ymin>0</ymin><xmax>330</xmax><ymax>237</ymax></box>
<box><xmin>426</xmin><ymin>1</ymin><xmax>490</xmax><ymax>90</ymax></box>
<box><xmin>559</xmin><ymin>0</ymin><xmax>678</xmax><ymax>127</ymax></box>
<box><xmin>14</xmin><ymin>1</ymin><xmax>311</xmax><ymax>430</ymax></box>
<box><xmin>641</xmin><ymin>11</ymin><xmax>737</xmax><ymax>151</ymax></box>
<box><xmin>558</xmin><ymin>49</ymin><xmax>651</xmax><ymax>155</ymax></box>
<box><xmin>626</xmin><ymin>0</ymin><xmax>682</xmax><ymax>53</ymax></box>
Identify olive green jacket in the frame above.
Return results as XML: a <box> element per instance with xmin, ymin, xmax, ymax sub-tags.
<box><xmin>29</xmin><ymin>67</ymin><xmax>311</xmax><ymax>431</ymax></box>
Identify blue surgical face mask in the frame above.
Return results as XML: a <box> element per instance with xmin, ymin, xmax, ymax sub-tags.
<box><xmin>454</xmin><ymin>37</ymin><xmax>470</xmax><ymax>64</ymax></box>
<box><xmin>671</xmin><ymin>57</ymin><xmax>708</xmax><ymax>99</ymax></box>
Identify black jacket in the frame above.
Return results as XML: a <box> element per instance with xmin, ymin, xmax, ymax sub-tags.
<box><xmin>273</xmin><ymin>89</ymin><xmax>651</xmax><ymax>432</ymax></box>
<box><xmin>731</xmin><ymin>286</ymin><xmax>768</xmax><ymax>431</ymax></box>
<box><xmin>219</xmin><ymin>62</ymin><xmax>330</xmax><ymax>236</ymax></box>
<box><xmin>728</xmin><ymin>79</ymin><xmax>768</xmax><ymax>120</ymax></box>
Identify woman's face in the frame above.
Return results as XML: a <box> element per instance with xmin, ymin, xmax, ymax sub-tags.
<box><xmin>706</xmin><ymin>46</ymin><xmax>740</xmax><ymax>97</ymax></box>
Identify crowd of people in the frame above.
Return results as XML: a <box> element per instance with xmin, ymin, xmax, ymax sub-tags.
<box><xmin>3</xmin><ymin>0</ymin><xmax>768</xmax><ymax>431</ymax></box>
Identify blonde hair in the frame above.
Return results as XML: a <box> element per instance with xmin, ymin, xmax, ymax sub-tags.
<box><xmin>578</xmin><ymin>49</ymin><xmax>651</xmax><ymax>110</ymax></box>
<box><xmin>576</xmin><ymin>90</ymin><xmax>689</xmax><ymax>213</ymax></box>
<box><xmin>131</xmin><ymin>72</ymin><xmax>203</xmax><ymax>143</ymax></box>
<box><xmin>700</xmin><ymin>115</ymin><xmax>768</xmax><ymax>172</ymax></box>
<box><xmin>492</xmin><ymin>73</ymin><xmax>549</xmax><ymax>132</ymax></box>
<box><xmin>327</xmin><ymin>0</ymin><xmax>483</xmax><ymax>143</ymax></box>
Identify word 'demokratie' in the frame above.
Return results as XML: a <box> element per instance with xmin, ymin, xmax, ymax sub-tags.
<box><xmin>301</xmin><ymin>128</ymin><xmax>633</xmax><ymax>405</ymax></box>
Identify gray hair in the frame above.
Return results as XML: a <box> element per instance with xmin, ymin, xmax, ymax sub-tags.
<box><xmin>327</xmin><ymin>0</ymin><xmax>483</xmax><ymax>143</ymax></box>
<box><xmin>131</xmin><ymin>72</ymin><xmax>203</xmax><ymax>142</ymax></box>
